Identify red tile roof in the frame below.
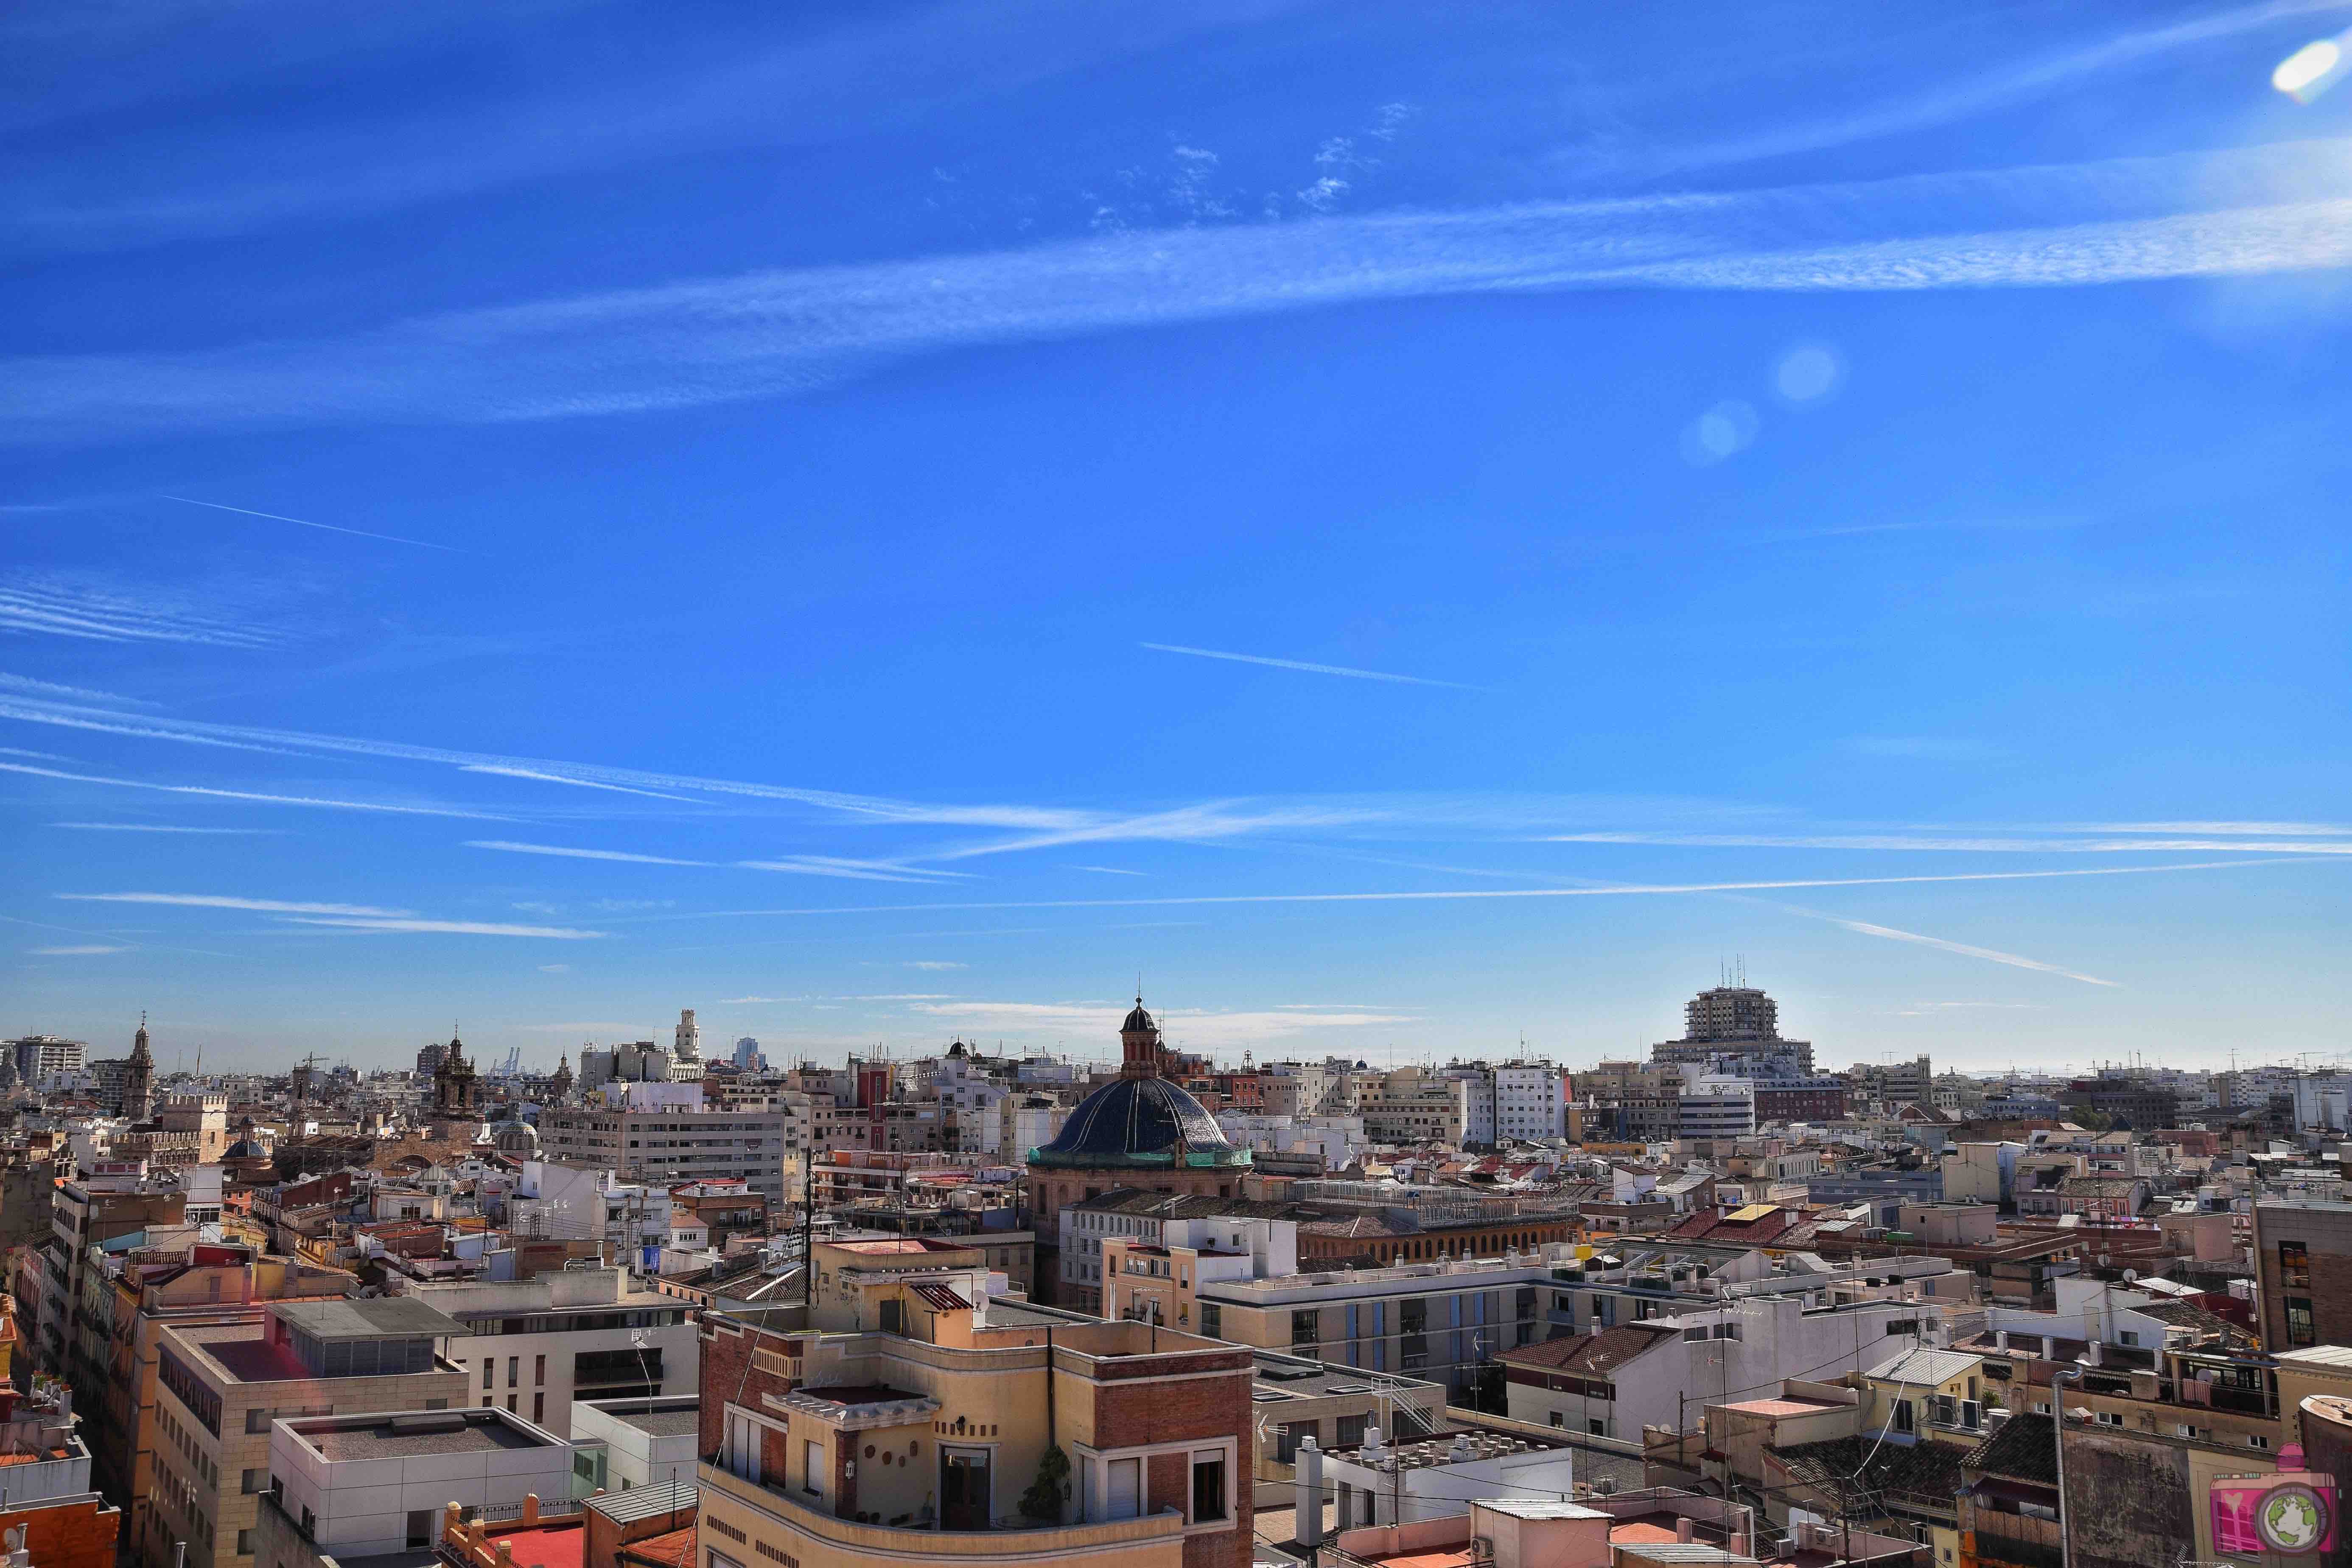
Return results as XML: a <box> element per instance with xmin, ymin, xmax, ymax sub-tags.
<box><xmin>488</xmin><ymin>1523</ymin><xmax>584</xmax><ymax>1568</ymax></box>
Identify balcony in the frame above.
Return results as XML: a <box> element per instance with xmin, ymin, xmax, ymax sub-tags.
<box><xmin>699</xmin><ymin>1458</ymin><xmax>1190</xmax><ymax>1557</ymax></box>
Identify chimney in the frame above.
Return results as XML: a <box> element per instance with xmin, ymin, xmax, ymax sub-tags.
<box><xmin>1676</xmin><ymin>1518</ymin><xmax>1695</xmax><ymax>1544</ymax></box>
<box><xmin>1294</xmin><ymin>1437</ymin><xmax>1324</xmax><ymax>1548</ymax></box>
<box><xmin>1994</xmin><ymin>1331</ymin><xmax>2009</xmax><ymax>1352</ymax></box>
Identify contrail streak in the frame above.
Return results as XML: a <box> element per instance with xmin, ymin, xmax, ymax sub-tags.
<box><xmin>1141</xmin><ymin>643</ymin><xmax>1477</xmax><ymax>689</ymax></box>
<box><xmin>158</xmin><ymin>495</ymin><xmax>465</xmax><ymax>552</ymax></box>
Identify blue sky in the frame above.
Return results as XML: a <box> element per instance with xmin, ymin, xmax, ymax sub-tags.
<box><xmin>8</xmin><ymin>0</ymin><xmax>2352</xmax><ymax>1075</ymax></box>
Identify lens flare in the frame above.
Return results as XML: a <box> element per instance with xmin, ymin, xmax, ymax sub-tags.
<box><xmin>2274</xmin><ymin>35</ymin><xmax>2346</xmax><ymax>103</ymax></box>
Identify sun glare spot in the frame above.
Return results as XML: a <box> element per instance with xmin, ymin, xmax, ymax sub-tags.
<box><xmin>2274</xmin><ymin>36</ymin><xmax>2344</xmax><ymax>102</ymax></box>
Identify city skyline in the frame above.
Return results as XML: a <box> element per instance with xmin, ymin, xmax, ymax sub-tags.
<box><xmin>9</xmin><ymin>2</ymin><xmax>2352</xmax><ymax>1069</ymax></box>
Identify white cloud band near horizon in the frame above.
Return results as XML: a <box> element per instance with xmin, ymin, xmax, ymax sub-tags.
<box><xmin>10</xmin><ymin>139</ymin><xmax>2352</xmax><ymax>446</ymax></box>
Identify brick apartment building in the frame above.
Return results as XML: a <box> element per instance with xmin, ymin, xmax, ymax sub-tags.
<box><xmin>2254</xmin><ymin>1199</ymin><xmax>2352</xmax><ymax>1352</ymax></box>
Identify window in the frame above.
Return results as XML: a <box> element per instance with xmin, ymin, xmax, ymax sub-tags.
<box><xmin>508</xmin><ymin>1356</ymin><xmax>520</xmax><ymax>1388</ymax></box>
<box><xmin>2281</xmin><ymin>1241</ymin><xmax>2312</xmax><ymax>1290</ymax></box>
<box><xmin>1199</xmin><ymin>1304</ymin><xmax>1221</xmax><ymax>1337</ymax></box>
<box><xmin>407</xmin><ymin>1510</ymin><xmax>436</xmax><ymax>1549</ymax></box>
<box><xmin>2288</xmin><ymin>1298</ymin><xmax>2318</xmax><ymax>1348</ymax></box>
<box><xmin>535</xmin><ymin>1354</ymin><xmax>546</xmax><ymax>1386</ymax></box>
<box><xmin>1547</xmin><ymin>1410</ymin><xmax>1564</xmax><ymax>1428</ymax></box>
<box><xmin>1191</xmin><ymin>1452</ymin><xmax>1227</xmax><ymax>1522</ymax></box>
<box><xmin>2250</xmin><ymin>1433</ymin><xmax>2271</xmax><ymax>1449</ymax></box>
<box><xmin>1291</xmin><ymin>1309</ymin><xmax>1318</xmax><ymax>1348</ymax></box>
<box><xmin>241</xmin><ymin>1468</ymin><xmax>265</xmax><ymax>1495</ymax></box>
<box><xmin>1588</xmin><ymin>1418</ymin><xmax>1608</xmax><ymax>1437</ymax></box>
<box><xmin>483</xmin><ymin>1359</ymin><xmax>494</xmax><ymax>1389</ymax></box>
<box><xmin>535</xmin><ymin>1392</ymin><xmax>546</xmax><ymax>1423</ymax></box>
<box><xmin>235</xmin><ymin>1528</ymin><xmax>255</xmax><ymax>1555</ymax></box>
<box><xmin>1892</xmin><ymin>1401</ymin><xmax>1915</xmax><ymax>1434</ymax></box>
<box><xmin>804</xmin><ymin>1439</ymin><xmax>825</xmax><ymax>1496</ymax></box>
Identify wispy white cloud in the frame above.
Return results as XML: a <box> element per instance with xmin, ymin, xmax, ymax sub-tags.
<box><xmin>1141</xmin><ymin>641</ymin><xmax>1478</xmax><ymax>689</ymax></box>
<box><xmin>621</xmin><ymin>856</ymin><xmax>2296</xmax><ymax>923</ymax></box>
<box><xmin>157</xmin><ymin>494</ymin><xmax>463</xmax><ymax>552</ymax></box>
<box><xmin>902</xmin><ymin>997</ymin><xmax>1414</xmax><ymax>1045</ymax></box>
<box><xmin>0</xmin><ymin>692</ymin><xmax>1089</xmax><ymax>829</ymax></box>
<box><xmin>0</xmin><ymin>759</ymin><xmax>516</xmax><ymax>820</ymax></box>
<box><xmin>467</xmin><ymin>839</ymin><xmax>711</xmax><ymax>867</ymax></box>
<box><xmin>1071</xmin><ymin>864</ymin><xmax>1148</xmax><ymax>876</ymax></box>
<box><xmin>466</xmin><ymin>838</ymin><xmax>960</xmax><ymax>882</ymax></box>
<box><xmin>0</xmin><ymin>574</ymin><xmax>281</xmax><ymax>646</ymax></box>
<box><xmin>11</xmin><ymin>0</ymin><xmax>1328</xmax><ymax>246</ymax></box>
<box><xmin>52</xmin><ymin>821</ymin><xmax>275</xmax><ymax>834</ymax></box>
<box><xmin>929</xmin><ymin>801</ymin><xmax>1386</xmax><ymax>862</ymax></box>
<box><xmin>906</xmin><ymin>960</ymin><xmax>967</xmax><ymax>970</ymax></box>
<box><xmin>734</xmin><ymin>856</ymin><xmax>963</xmax><ymax>883</ymax></box>
<box><xmin>0</xmin><ymin>671</ymin><xmax>150</xmax><ymax>705</ymax></box>
<box><xmin>717</xmin><ymin>995</ymin><xmax>804</xmax><ymax>1005</ymax></box>
<box><xmin>1548</xmin><ymin>830</ymin><xmax>2352</xmax><ymax>854</ymax></box>
<box><xmin>2060</xmin><ymin>820</ymin><xmax>2352</xmax><ymax>836</ymax></box>
<box><xmin>1</xmin><ymin>746</ymin><xmax>69</xmax><ymax>761</ymax></box>
<box><xmin>459</xmin><ymin>765</ymin><xmax>699</xmax><ymax>802</ymax></box>
<box><xmin>1889</xmin><ymin>1000</ymin><xmax>2045</xmax><ymax>1016</ymax></box>
<box><xmin>59</xmin><ymin>892</ymin><xmax>412</xmax><ymax>916</ymax></box>
<box><xmin>28</xmin><ymin>944</ymin><xmax>130</xmax><ymax>955</ymax></box>
<box><xmin>538</xmin><ymin>963</ymin><xmax>570</xmax><ymax>973</ymax></box>
<box><xmin>1826</xmin><ymin>916</ymin><xmax>2120</xmax><ymax>988</ymax></box>
<box><xmin>278</xmin><ymin>915</ymin><xmax>605</xmax><ymax>938</ymax></box>
<box><xmin>1620</xmin><ymin>0</ymin><xmax>2352</xmax><ymax>179</ymax></box>
<box><xmin>12</xmin><ymin>140</ymin><xmax>2352</xmax><ymax>446</ymax></box>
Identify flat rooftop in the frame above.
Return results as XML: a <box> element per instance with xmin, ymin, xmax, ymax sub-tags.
<box><xmin>274</xmin><ymin>1296</ymin><xmax>467</xmax><ymax>1338</ymax></box>
<box><xmin>295</xmin><ymin>1411</ymin><xmax>554</xmax><ymax>1461</ymax></box>
<box><xmin>597</xmin><ymin>1402</ymin><xmax>701</xmax><ymax>1438</ymax></box>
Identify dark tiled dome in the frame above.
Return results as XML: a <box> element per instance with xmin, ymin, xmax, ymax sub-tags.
<box><xmin>1030</xmin><ymin>1075</ymin><xmax>1252</xmax><ymax>1170</ymax></box>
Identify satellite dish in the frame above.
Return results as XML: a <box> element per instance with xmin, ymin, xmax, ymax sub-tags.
<box><xmin>2122</xmin><ymin>1269</ymin><xmax>2138</xmax><ymax>1283</ymax></box>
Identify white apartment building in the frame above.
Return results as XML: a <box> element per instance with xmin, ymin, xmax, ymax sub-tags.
<box><xmin>506</xmin><ymin>1160</ymin><xmax>675</xmax><ymax>1270</ymax></box>
<box><xmin>1502</xmin><ymin>1287</ymin><xmax>1953</xmax><ymax>1440</ymax></box>
<box><xmin>935</xmin><ymin>1046</ymin><xmax>1011</xmax><ymax>1154</ymax></box>
<box><xmin>1059</xmin><ymin>1190</ymin><xmax>1301</xmax><ymax>1313</ymax></box>
<box><xmin>1440</xmin><ymin>1067</ymin><xmax>1498</xmax><ymax>1147</ymax></box>
<box><xmin>1495</xmin><ymin>1064</ymin><xmax>1565</xmax><ymax>1142</ymax></box>
<box><xmin>260</xmin><ymin>1407</ymin><xmax>569</xmax><ymax>1562</ymax></box>
<box><xmin>1677</xmin><ymin>1074</ymin><xmax>1757</xmax><ymax>1139</ymax></box>
<box><xmin>400</xmin><ymin>1266</ymin><xmax>700</xmax><ymax>1439</ymax></box>
<box><xmin>539</xmin><ymin>1099</ymin><xmax>797</xmax><ymax>1199</ymax></box>
<box><xmin>569</xmin><ymin>1394</ymin><xmax>700</xmax><ymax>1492</ymax></box>
<box><xmin>1002</xmin><ymin>1093</ymin><xmax>1067</xmax><ymax>1160</ymax></box>
<box><xmin>1214</xmin><ymin>1112</ymin><xmax>1365</xmax><ymax>1172</ymax></box>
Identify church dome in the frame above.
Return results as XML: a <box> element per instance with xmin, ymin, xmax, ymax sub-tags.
<box><xmin>494</xmin><ymin>1118</ymin><xmax>541</xmax><ymax>1155</ymax></box>
<box><xmin>1121</xmin><ymin>1000</ymin><xmax>1156</xmax><ymax>1034</ymax></box>
<box><xmin>1030</xmin><ymin>1075</ymin><xmax>1250</xmax><ymax>1170</ymax></box>
<box><xmin>224</xmin><ymin>1117</ymin><xmax>267</xmax><ymax>1160</ymax></box>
